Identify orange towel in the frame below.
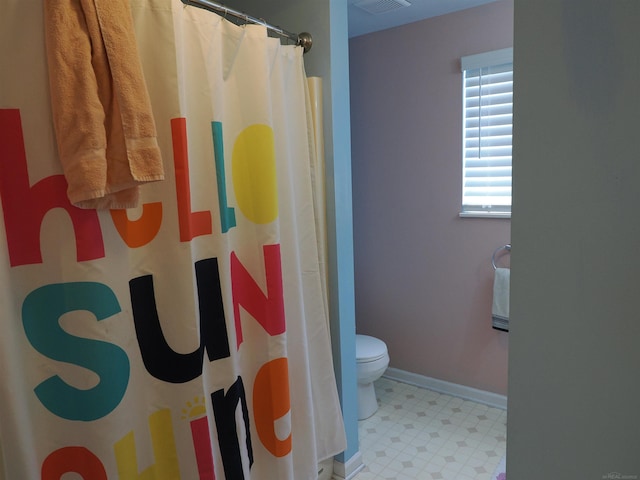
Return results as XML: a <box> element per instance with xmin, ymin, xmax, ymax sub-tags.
<box><xmin>44</xmin><ymin>0</ymin><xmax>164</xmax><ymax>209</ymax></box>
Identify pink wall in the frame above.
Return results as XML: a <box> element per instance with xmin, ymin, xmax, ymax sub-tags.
<box><xmin>349</xmin><ymin>0</ymin><xmax>513</xmax><ymax>395</ymax></box>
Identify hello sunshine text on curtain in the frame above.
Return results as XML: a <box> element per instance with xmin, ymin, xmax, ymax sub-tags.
<box><xmin>0</xmin><ymin>1</ymin><xmax>346</xmax><ymax>479</ymax></box>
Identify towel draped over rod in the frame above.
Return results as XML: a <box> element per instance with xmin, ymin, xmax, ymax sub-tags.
<box><xmin>492</xmin><ymin>244</ymin><xmax>511</xmax><ymax>270</ymax></box>
<box><xmin>180</xmin><ymin>0</ymin><xmax>313</xmax><ymax>53</ymax></box>
<box><xmin>491</xmin><ymin>244</ymin><xmax>511</xmax><ymax>331</ymax></box>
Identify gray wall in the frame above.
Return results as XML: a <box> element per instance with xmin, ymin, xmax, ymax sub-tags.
<box><xmin>349</xmin><ymin>0</ymin><xmax>513</xmax><ymax>395</ymax></box>
<box><xmin>508</xmin><ymin>1</ymin><xmax>640</xmax><ymax>477</ymax></box>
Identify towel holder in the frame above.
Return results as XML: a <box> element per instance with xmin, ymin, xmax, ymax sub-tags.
<box><xmin>492</xmin><ymin>244</ymin><xmax>511</xmax><ymax>270</ymax></box>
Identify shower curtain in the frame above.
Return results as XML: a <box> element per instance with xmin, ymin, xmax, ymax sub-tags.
<box><xmin>0</xmin><ymin>0</ymin><xmax>346</xmax><ymax>478</ymax></box>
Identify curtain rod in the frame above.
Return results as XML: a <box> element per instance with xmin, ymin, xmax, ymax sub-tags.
<box><xmin>180</xmin><ymin>0</ymin><xmax>313</xmax><ymax>53</ymax></box>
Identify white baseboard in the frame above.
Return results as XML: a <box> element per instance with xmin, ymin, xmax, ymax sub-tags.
<box><xmin>331</xmin><ymin>452</ymin><xmax>364</xmax><ymax>480</ymax></box>
<box><xmin>383</xmin><ymin>367</ymin><xmax>508</xmax><ymax>410</ymax></box>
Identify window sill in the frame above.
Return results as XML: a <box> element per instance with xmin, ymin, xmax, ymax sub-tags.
<box><xmin>459</xmin><ymin>211</ymin><xmax>511</xmax><ymax>219</ymax></box>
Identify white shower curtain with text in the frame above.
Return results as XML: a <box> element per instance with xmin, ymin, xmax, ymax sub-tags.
<box><xmin>0</xmin><ymin>0</ymin><xmax>346</xmax><ymax>478</ymax></box>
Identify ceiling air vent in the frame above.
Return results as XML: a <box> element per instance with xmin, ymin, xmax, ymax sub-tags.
<box><xmin>354</xmin><ymin>0</ymin><xmax>412</xmax><ymax>15</ymax></box>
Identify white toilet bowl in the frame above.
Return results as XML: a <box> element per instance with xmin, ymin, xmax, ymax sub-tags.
<box><xmin>356</xmin><ymin>334</ymin><xmax>389</xmax><ymax>420</ymax></box>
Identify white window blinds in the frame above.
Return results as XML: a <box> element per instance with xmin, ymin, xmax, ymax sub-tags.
<box><xmin>461</xmin><ymin>48</ymin><xmax>513</xmax><ymax>216</ymax></box>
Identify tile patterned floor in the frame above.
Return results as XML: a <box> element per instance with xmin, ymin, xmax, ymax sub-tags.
<box><xmin>353</xmin><ymin>377</ymin><xmax>507</xmax><ymax>480</ymax></box>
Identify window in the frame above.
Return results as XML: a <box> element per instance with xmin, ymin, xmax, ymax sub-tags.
<box><xmin>460</xmin><ymin>48</ymin><xmax>513</xmax><ymax>217</ymax></box>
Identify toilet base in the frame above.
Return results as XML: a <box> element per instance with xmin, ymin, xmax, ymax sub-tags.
<box><xmin>357</xmin><ymin>381</ymin><xmax>378</xmax><ymax>420</ymax></box>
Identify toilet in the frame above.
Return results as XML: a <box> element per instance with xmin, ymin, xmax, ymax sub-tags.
<box><xmin>356</xmin><ymin>334</ymin><xmax>390</xmax><ymax>420</ymax></box>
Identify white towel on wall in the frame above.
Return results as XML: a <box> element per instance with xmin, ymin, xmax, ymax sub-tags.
<box><xmin>492</xmin><ymin>267</ymin><xmax>510</xmax><ymax>331</ymax></box>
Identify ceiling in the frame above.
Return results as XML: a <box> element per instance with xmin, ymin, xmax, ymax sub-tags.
<box><xmin>348</xmin><ymin>0</ymin><xmax>498</xmax><ymax>37</ymax></box>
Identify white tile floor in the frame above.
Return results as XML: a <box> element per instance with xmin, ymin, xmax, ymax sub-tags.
<box><xmin>353</xmin><ymin>377</ymin><xmax>507</xmax><ymax>480</ymax></box>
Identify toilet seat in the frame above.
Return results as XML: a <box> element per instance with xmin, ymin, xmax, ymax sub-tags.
<box><xmin>356</xmin><ymin>335</ymin><xmax>388</xmax><ymax>363</ymax></box>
